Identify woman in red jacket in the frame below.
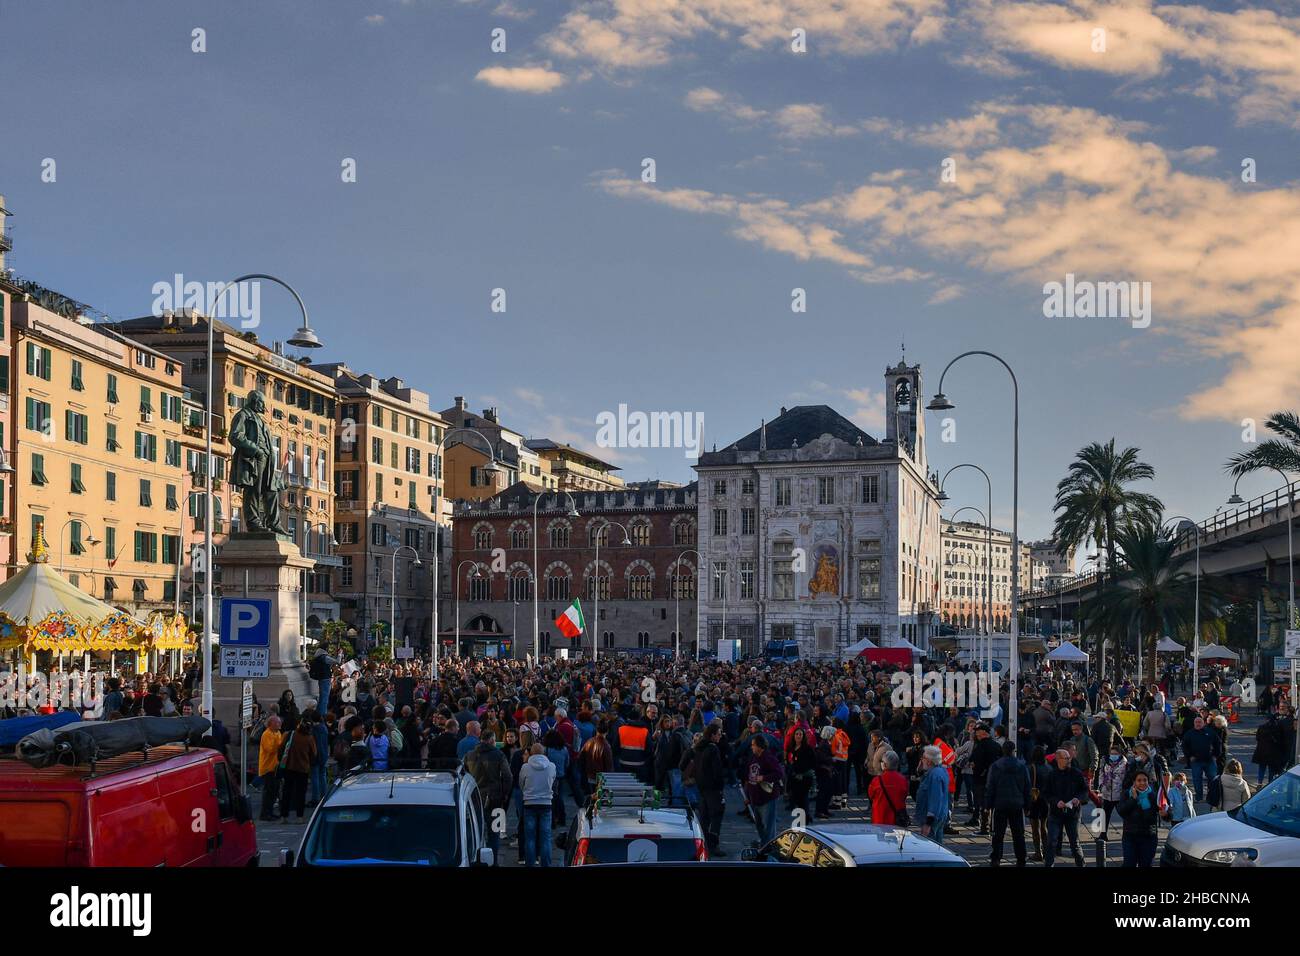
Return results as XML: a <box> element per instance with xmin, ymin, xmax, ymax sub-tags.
<box><xmin>868</xmin><ymin>750</ymin><xmax>910</xmax><ymax>825</ymax></box>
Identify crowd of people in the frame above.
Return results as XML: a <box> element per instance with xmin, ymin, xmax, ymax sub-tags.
<box><xmin>233</xmin><ymin>648</ymin><xmax>1292</xmax><ymax>867</ymax></box>
<box><xmin>5</xmin><ymin>648</ymin><xmax>1290</xmax><ymax>869</ymax></box>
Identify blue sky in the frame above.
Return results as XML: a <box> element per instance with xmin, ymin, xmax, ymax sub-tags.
<box><xmin>4</xmin><ymin>0</ymin><xmax>1300</xmax><ymax>546</ymax></box>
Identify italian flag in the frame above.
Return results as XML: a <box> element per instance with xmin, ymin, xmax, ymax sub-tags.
<box><xmin>555</xmin><ymin>599</ymin><xmax>585</xmax><ymax>639</ymax></box>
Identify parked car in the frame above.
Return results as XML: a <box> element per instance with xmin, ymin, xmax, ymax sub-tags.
<box><xmin>0</xmin><ymin>743</ymin><xmax>257</xmax><ymax>867</ymax></box>
<box><xmin>763</xmin><ymin>640</ymin><xmax>800</xmax><ymax>664</ymax></box>
<box><xmin>563</xmin><ymin>774</ymin><xmax>708</xmax><ymax>865</ymax></box>
<box><xmin>743</xmin><ymin>823</ymin><xmax>970</xmax><ymax>867</ymax></box>
<box><xmin>282</xmin><ymin>767</ymin><xmax>492</xmax><ymax>867</ymax></box>
<box><xmin>1162</xmin><ymin>766</ymin><xmax>1300</xmax><ymax>867</ymax></box>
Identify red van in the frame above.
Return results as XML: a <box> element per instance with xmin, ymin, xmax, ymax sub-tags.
<box><xmin>0</xmin><ymin>744</ymin><xmax>258</xmax><ymax>867</ymax></box>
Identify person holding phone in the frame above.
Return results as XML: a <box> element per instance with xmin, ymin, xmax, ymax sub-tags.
<box><xmin>1116</xmin><ymin>769</ymin><xmax>1165</xmax><ymax>867</ymax></box>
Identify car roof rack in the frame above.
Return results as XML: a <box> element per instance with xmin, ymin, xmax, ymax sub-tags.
<box><xmin>587</xmin><ymin>773</ymin><xmax>694</xmax><ymax>825</ymax></box>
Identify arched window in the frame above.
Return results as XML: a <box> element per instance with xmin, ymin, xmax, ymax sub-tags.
<box><xmin>549</xmin><ymin>522</ymin><xmax>570</xmax><ymax>549</ymax></box>
<box><xmin>630</xmin><ymin>519</ymin><xmax>651</xmax><ymax>546</ymax></box>
<box><xmin>672</xmin><ymin>518</ymin><xmax>696</xmax><ymax>546</ymax></box>
<box><xmin>546</xmin><ymin>571</ymin><xmax>571</xmax><ymax>601</ymax></box>
<box><xmin>628</xmin><ymin>574</ymin><xmax>652</xmax><ymax>600</ymax></box>
<box><xmin>509</xmin><ymin>522</ymin><xmax>530</xmax><ymax>549</ymax></box>
<box><xmin>472</xmin><ymin>522</ymin><xmax>492</xmax><ymax>550</ymax></box>
<box><xmin>588</xmin><ymin>522</ymin><xmax>609</xmax><ymax>548</ymax></box>
<box><xmin>508</xmin><ymin>571</ymin><xmax>533</xmax><ymax>601</ymax></box>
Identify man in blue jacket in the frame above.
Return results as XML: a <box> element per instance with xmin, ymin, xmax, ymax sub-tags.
<box><xmin>915</xmin><ymin>745</ymin><xmax>951</xmax><ymax>845</ymax></box>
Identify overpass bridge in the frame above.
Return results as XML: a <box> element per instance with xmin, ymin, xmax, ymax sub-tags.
<box><xmin>1020</xmin><ymin>477</ymin><xmax>1298</xmax><ymax>643</ymax></box>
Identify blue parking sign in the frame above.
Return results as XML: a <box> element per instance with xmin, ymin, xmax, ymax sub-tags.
<box><xmin>220</xmin><ymin>598</ymin><xmax>272</xmax><ymax>647</ymax></box>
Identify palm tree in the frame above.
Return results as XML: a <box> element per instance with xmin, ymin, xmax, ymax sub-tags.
<box><xmin>1052</xmin><ymin>440</ymin><xmax>1163</xmax><ymax>671</ymax></box>
<box><xmin>1227</xmin><ymin>412</ymin><xmax>1300</xmax><ymax>477</ymax></box>
<box><xmin>1080</xmin><ymin>522</ymin><xmax>1224</xmax><ymax>685</ymax></box>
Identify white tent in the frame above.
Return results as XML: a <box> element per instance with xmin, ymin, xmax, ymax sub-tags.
<box><xmin>1156</xmin><ymin>637</ymin><xmax>1185</xmax><ymax>653</ymax></box>
<box><xmin>1046</xmin><ymin>640</ymin><xmax>1089</xmax><ymax>662</ymax></box>
<box><xmin>842</xmin><ymin>636</ymin><xmax>878</xmax><ymax>658</ymax></box>
<box><xmin>1198</xmin><ymin>643</ymin><xmax>1240</xmax><ymax>662</ymax></box>
<box><xmin>889</xmin><ymin>638</ymin><xmax>924</xmax><ymax>656</ymax></box>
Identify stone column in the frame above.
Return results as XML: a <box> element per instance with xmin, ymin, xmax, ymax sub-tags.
<box><xmin>212</xmin><ymin>533</ymin><xmax>316</xmax><ymax>727</ymax></box>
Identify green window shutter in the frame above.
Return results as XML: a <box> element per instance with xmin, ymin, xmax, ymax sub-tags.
<box><xmin>41</xmin><ymin>348</ymin><xmax>51</xmax><ymax>381</ymax></box>
<box><xmin>25</xmin><ymin>343</ymin><xmax>35</xmax><ymax>376</ymax></box>
<box><xmin>0</xmin><ymin>356</ymin><xmax>9</xmax><ymax>391</ymax></box>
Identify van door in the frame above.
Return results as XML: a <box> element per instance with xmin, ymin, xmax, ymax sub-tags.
<box><xmin>212</xmin><ymin>758</ymin><xmax>256</xmax><ymax>866</ymax></box>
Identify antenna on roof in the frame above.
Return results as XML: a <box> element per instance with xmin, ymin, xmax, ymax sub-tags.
<box><xmin>901</xmin><ymin>338</ymin><xmax>906</xmax><ymax>364</ymax></box>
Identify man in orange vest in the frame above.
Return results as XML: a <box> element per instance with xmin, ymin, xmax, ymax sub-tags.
<box><xmin>616</xmin><ymin>706</ymin><xmax>653</xmax><ymax>783</ymax></box>
<box><xmin>831</xmin><ymin>720</ymin><xmax>852</xmax><ymax>810</ymax></box>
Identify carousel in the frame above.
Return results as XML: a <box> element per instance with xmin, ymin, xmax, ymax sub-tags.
<box><xmin>0</xmin><ymin>530</ymin><xmax>194</xmax><ymax>678</ymax></box>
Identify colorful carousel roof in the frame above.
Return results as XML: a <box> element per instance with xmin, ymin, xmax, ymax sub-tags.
<box><xmin>0</xmin><ymin>530</ymin><xmax>188</xmax><ymax>652</ymax></box>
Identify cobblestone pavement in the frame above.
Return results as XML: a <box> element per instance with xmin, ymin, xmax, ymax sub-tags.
<box><xmin>257</xmin><ymin>711</ymin><xmax>1268</xmax><ymax>867</ymax></box>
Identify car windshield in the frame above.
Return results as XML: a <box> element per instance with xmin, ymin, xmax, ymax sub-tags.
<box><xmin>303</xmin><ymin>806</ymin><xmax>458</xmax><ymax>866</ymax></box>
<box><xmin>584</xmin><ymin>838</ymin><xmax>699</xmax><ymax>863</ymax></box>
<box><xmin>1236</xmin><ymin>772</ymin><xmax>1300</xmax><ymax>839</ymax></box>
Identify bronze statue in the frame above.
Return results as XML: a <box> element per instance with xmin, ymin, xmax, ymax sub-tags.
<box><xmin>228</xmin><ymin>390</ymin><xmax>288</xmax><ymax>535</ymax></box>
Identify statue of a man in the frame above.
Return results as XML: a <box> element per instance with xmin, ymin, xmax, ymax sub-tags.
<box><xmin>228</xmin><ymin>390</ymin><xmax>288</xmax><ymax>534</ymax></box>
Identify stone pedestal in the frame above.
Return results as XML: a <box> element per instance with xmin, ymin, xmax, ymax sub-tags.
<box><xmin>212</xmin><ymin>533</ymin><xmax>316</xmax><ymax>729</ymax></box>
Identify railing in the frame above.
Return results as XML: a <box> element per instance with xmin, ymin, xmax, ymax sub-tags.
<box><xmin>1189</xmin><ymin>478</ymin><xmax>1299</xmax><ymax>542</ymax></box>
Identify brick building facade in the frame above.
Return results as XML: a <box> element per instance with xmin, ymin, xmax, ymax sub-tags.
<box><xmin>450</xmin><ymin>480</ymin><xmax>698</xmax><ymax>658</ymax></box>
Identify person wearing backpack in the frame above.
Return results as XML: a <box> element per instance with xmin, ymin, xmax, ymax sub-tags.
<box><xmin>308</xmin><ymin>649</ymin><xmax>336</xmax><ymax>716</ymax></box>
<box><xmin>464</xmin><ymin>729</ymin><xmax>513</xmax><ymax>863</ymax></box>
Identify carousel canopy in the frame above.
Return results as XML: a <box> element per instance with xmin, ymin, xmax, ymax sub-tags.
<box><xmin>0</xmin><ymin>530</ymin><xmax>171</xmax><ymax>652</ymax></box>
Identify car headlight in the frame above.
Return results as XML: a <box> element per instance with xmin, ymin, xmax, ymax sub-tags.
<box><xmin>1202</xmin><ymin>847</ymin><xmax>1258</xmax><ymax>865</ymax></box>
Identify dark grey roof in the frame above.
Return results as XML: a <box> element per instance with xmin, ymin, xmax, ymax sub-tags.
<box><xmin>729</xmin><ymin>405</ymin><xmax>876</xmax><ymax>451</ymax></box>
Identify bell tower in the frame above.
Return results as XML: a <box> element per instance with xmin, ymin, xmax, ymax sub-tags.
<box><xmin>885</xmin><ymin>360</ymin><xmax>925</xmax><ymax>468</ymax></box>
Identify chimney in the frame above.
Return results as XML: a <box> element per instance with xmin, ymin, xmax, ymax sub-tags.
<box><xmin>454</xmin><ymin>396</ymin><xmax>467</xmax><ymax>411</ymax></box>
<box><xmin>779</xmin><ymin>406</ymin><xmax>787</xmax><ymax>416</ymax></box>
<box><xmin>483</xmin><ymin>407</ymin><xmax>499</xmax><ymax>423</ymax></box>
<box><xmin>759</xmin><ymin>419</ymin><xmax>767</xmax><ymax>451</ymax></box>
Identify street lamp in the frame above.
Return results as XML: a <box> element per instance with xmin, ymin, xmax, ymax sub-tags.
<box><xmin>949</xmin><ymin>505</ymin><xmax>991</xmax><ymax>673</ymax></box>
<box><xmin>939</xmin><ymin>462</ymin><xmax>994</xmax><ymax>673</ymax></box>
<box><xmin>1162</xmin><ymin>515</ymin><xmax>1202</xmax><ymax>696</ymax></box>
<box><xmin>928</xmin><ymin>351</ymin><xmax>1021</xmax><ymax>749</ymax></box>
<box><xmin>676</xmin><ymin>549</ymin><xmax>703</xmax><ymax>661</ymax></box>
<box><xmin>1228</xmin><ymin>469</ymin><xmax>1295</xmax><ymax>630</ymax></box>
<box><xmin>390</xmin><ymin>545</ymin><xmax>421</xmax><ymax>659</ymax></box>
<box><xmin>57</xmin><ymin>519</ymin><xmax>99</xmax><ymax>572</ymax></box>
<box><xmin>533</xmin><ymin>490</ymin><xmax>579</xmax><ymax>664</ymax></box>
<box><xmin>428</xmin><ymin>426</ymin><xmax>501</xmax><ymax>681</ymax></box>
<box><xmin>201</xmin><ymin>274</ymin><xmax>321</xmax><ymax>725</ymax></box>
<box><xmin>590</xmin><ymin>519</ymin><xmax>631</xmax><ymax>662</ymax></box>
<box><xmin>455</xmin><ymin>560</ymin><xmax>484</xmax><ymax>658</ymax></box>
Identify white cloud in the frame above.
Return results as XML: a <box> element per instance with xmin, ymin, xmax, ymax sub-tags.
<box><xmin>474</xmin><ymin>64</ymin><xmax>568</xmax><ymax>93</ymax></box>
<box><xmin>844</xmin><ymin>387</ymin><xmax>887</xmax><ymax>433</ymax></box>
<box><xmin>363</xmin><ymin>14</ymin><xmax>385</xmax><ymax>25</ymax></box>
<box><xmin>599</xmin><ymin>101</ymin><xmax>1300</xmax><ymax>422</ymax></box>
<box><xmin>543</xmin><ymin>0</ymin><xmax>946</xmax><ymax>70</ymax></box>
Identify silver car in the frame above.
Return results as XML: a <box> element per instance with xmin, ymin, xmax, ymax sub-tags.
<box><xmin>745</xmin><ymin>823</ymin><xmax>970</xmax><ymax>867</ymax></box>
<box><xmin>281</xmin><ymin>768</ymin><xmax>493</xmax><ymax>868</ymax></box>
<box><xmin>1162</xmin><ymin>766</ymin><xmax>1300</xmax><ymax>867</ymax></box>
